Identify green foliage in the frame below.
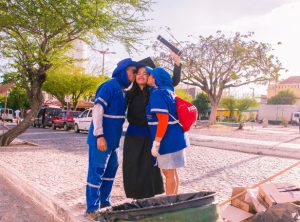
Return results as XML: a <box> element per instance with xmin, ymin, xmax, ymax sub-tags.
<box><xmin>175</xmin><ymin>89</ymin><xmax>193</xmax><ymax>102</ymax></box>
<box><xmin>7</xmin><ymin>85</ymin><xmax>30</xmax><ymax>110</ymax></box>
<box><xmin>220</xmin><ymin>96</ymin><xmax>258</xmax><ymax>121</ymax></box>
<box><xmin>236</xmin><ymin>98</ymin><xmax>258</xmax><ymax>112</ymax></box>
<box><xmin>43</xmin><ymin>64</ymin><xmax>108</xmax><ymax>108</ymax></box>
<box><xmin>0</xmin><ymin>0</ymin><xmax>153</xmax><ymax>101</ymax></box>
<box><xmin>0</xmin><ymin>95</ymin><xmax>5</xmax><ymax>106</ymax></box>
<box><xmin>236</xmin><ymin>98</ymin><xmax>258</xmax><ymax>121</ymax></box>
<box><xmin>267</xmin><ymin>90</ymin><xmax>297</xmax><ymax>105</ymax></box>
<box><xmin>220</xmin><ymin>97</ymin><xmax>236</xmax><ymax>118</ymax></box>
<box><xmin>192</xmin><ymin>92</ymin><xmax>210</xmax><ymax>117</ymax></box>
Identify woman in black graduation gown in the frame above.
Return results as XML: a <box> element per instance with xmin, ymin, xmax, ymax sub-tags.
<box><xmin>123</xmin><ymin>53</ymin><xmax>181</xmax><ymax>199</ymax></box>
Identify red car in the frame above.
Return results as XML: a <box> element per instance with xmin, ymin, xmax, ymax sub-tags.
<box><xmin>52</xmin><ymin>110</ymin><xmax>81</xmax><ymax>130</ymax></box>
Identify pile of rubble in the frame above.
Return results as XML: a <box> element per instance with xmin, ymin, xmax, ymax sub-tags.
<box><xmin>221</xmin><ymin>182</ymin><xmax>300</xmax><ymax>222</ymax></box>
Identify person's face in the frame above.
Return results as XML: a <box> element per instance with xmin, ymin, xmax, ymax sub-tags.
<box><xmin>136</xmin><ymin>67</ymin><xmax>149</xmax><ymax>86</ymax></box>
<box><xmin>147</xmin><ymin>74</ymin><xmax>156</xmax><ymax>87</ymax></box>
<box><xmin>126</xmin><ymin>66</ymin><xmax>137</xmax><ymax>83</ymax></box>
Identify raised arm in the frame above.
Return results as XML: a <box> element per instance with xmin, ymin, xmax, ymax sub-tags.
<box><xmin>170</xmin><ymin>51</ymin><xmax>181</xmax><ymax>87</ymax></box>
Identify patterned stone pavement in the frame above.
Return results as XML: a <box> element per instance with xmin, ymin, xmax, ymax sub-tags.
<box><xmin>1</xmin><ymin>124</ymin><xmax>300</xmax><ymax>220</ymax></box>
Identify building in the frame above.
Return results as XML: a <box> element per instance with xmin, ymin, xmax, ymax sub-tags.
<box><xmin>267</xmin><ymin>76</ymin><xmax>300</xmax><ymax>98</ymax></box>
<box><xmin>0</xmin><ymin>82</ymin><xmax>15</xmax><ymax>97</ymax></box>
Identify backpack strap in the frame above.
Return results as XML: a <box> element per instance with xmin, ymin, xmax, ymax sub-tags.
<box><xmin>168</xmin><ymin>112</ymin><xmax>183</xmax><ymax>127</ymax></box>
<box><xmin>166</xmin><ymin>90</ymin><xmax>183</xmax><ymax>127</ymax></box>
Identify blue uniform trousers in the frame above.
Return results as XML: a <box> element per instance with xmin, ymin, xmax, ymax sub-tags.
<box><xmin>86</xmin><ymin>145</ymin><xmax>119</xmax><ymax>213</ymax></box>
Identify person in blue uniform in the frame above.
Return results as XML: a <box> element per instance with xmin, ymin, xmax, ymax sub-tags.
<box><xmin>146</xmin><ymin>66</ymin><xmax>188</xmax><ymax>195</ymax></box>
<box><xmin>85</xmin><ymin>58</ymin><xmax>140</xmax><ymax>218</ymax></box>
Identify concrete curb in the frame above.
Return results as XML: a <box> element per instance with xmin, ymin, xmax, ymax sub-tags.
<box><xmin>190</xmin><ymin>138</ymin><xmax>300</xmax><ymax>160</ymax></box>
<box><xmin>11</xmin><ymin>138</ymin><xmax>39</xmax><ymax>146</ymax></box>
<box><xmin>0</xmin><ymin>160</ymin><xmax>90</xmax><ymax>222</ymax></box>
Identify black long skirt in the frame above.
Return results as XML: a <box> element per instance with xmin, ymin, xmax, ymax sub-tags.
<box><xmin>123</xmin><ymin>135</ymin><xmax>164</xmax><ymax>199</ymax></box>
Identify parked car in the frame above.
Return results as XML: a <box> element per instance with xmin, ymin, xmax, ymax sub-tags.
<box><xmin>74</xmin><ymin>108</ymin><xmax>92</xmax><ymax>133</ymax></box>
<box><xmin>0</xmin><ymin>108</ymin><xmax>14</xmax><ymax>122</ymax></box>
<box><xmin>33</xmin><ymin>107</ymin><xmax>62</xmax><ymax>128</ymax></box>
<box><xmin>52</xmin><ymin>110</ymin><xmax>81</xmax><ymax>130</ymax></box>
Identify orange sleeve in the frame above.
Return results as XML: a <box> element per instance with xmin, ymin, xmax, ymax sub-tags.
<box><xmin>155</xmin><ymin>113</ymin><xmax>169</xmax><ymax>140</ymax></box>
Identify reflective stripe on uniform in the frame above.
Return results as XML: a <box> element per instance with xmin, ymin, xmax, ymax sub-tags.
<box><xmin>103</xmin><ymin>114</ymin><xmax>125</xmax><ymax>119</ymax></box>
<box><xmin>102</xmin><ymin>177</ymin><xmax>114</xmax><ymax>181</ymax></box>
<box><xmin>96</xmin><ymin>97</ymin><xmax>108</xmax><ymax>106</ymax></box>
<box><xmin>87</xmin><ymin>182</ymin><xmax>101</xmax><ymax>189</ymax></box>
<box><xmin>148</xmin><ymin>120</ymin><xmax>179</xmax><ymax>125</ymax></box>
<box><xmin>150</xmin><ymin>108</ymin><xmax>168</xmax><ymax>113</ymax></box>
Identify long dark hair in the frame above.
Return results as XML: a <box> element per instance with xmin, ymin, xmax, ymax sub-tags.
<box><xmin>126</xmin><ymin>69</ymin><xmax>150</xmax><ymax>106</ymax></box>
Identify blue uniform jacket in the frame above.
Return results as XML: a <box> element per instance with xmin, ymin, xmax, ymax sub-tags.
<box><xmin>146</xmin><ymin>89</ymin><xmax>188</xmax><ymax>155</ymax></box>
<box><xmin>87</xmin><ymin>78</ymin><xmax>126</xmax><ymax>149</ymax></box>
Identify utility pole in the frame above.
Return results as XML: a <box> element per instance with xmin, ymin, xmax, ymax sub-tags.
<box><xmin>98</xmin><ymin>48</ymin><xmax>116</xmax><ymax>75</ymax></box>
<box><xmin>250</xmin><ymin>87</ymin><xmax>255</xmax><ymax>98</ymax></box>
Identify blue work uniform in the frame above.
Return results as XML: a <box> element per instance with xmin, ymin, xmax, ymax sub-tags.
<box><xmin>85</xmin><ymin>58</ymin><xmax>140</xmax><ymax>213</ymax></box>
<box><xmin>86</xmin><ymin>79</ymin><xmax>126</xmax><ymax>212</ymax></box>
<box><xmin>146</xmin><ymin>89</ymin><xmax>188</xmax><ymax>155</ymax></box>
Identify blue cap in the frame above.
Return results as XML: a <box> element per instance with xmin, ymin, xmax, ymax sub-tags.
<box><xmin>112</xmin><ymin>58</ymin><xmax>141</xmax><ymax>87</ymax></box>
<box><xmin>146</xmin><ymin>67</ymin><xmax>174</xmax><ymax>91</ymax></box>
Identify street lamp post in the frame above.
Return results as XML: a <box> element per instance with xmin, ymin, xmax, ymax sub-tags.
<box><xmin>98</xmin><ymin>48</ymin><xmax>116</xmax><ymax>75</ymax></box>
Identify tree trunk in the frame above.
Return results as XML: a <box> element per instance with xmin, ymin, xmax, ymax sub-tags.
<box><xmin>0</xmin><ymin>79</ymin><xmax>44</xmax><ymax>146</ymax></box>
<box><xmin>0</xmin><ymin>105</ymin><xmax>40</xmax><ymax>146</ymax></box>
<box><xmin>209</xmin><ymin>102</ymin><xmax>218</xmax><ymax>125</ymax></box>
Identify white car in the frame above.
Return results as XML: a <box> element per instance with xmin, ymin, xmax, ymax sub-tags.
<box><xmin>74</xmin><ymin>108</ymin><xmax>92</xmax><ymax>133</ymax></box>
<box><xmin>0</xmin><ymin>108</ymin><xmax>14</xmax><ymax>122</ymax></box>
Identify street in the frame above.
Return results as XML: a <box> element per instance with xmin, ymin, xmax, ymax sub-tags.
<box><xmin>17</xmin><ymin>125</ymin><xmax>88</xmax><ymax>149</ymax></box>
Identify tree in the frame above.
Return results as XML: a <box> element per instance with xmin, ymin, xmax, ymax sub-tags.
<box><xmin>267</xmin><ymin>90</ymin><xmax>297</xmax><ymax>105</ymax></box>
<box><xmin>0</xmin><ymin>0</ymin><xmax>152</xmax><ymax>145</ymax></box>
<box><xmin>175</xmin><ymin>88</ymin><xmax>193</xmax><ymax>103</ymax></box>
<box><xmin>219</xmin><ymin>97</ymin><xmax>236</xmax><ymax>118</ymax></box>
<box><xmin>0</xmin><ymin>95</ymin><xmax>4</xmax><ymax>108</ymax></box>
<box><xmin>43</xmin><ymin>64</ymin><xmax>108</xmax><ymax>109</ymax></box>
<box><xmin>220</xmin><ymin>97</ymin><xmax>258</xmax><ymax>121</ymax></box>
<box><xmin>7</xmin><ymin>85</ymin><xmax>30</xmax><ymax>111</ymax></box>
<box><xmin>236</xmin><ymin>98</ymin><xmax>258</xmax><ymax>121</ymax></box>
<box><xmin>153</xmin><ymin>31</ymin><xmax>282</xmax><ymax>125</ymax></box>
<box><xmin>192</xmin><ymin>92</ymin><xmax>210</xmax><ymax>118</ymax></box>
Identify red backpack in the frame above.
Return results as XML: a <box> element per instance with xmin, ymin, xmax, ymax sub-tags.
<box><xmin>170</xmin><ymin>97</ymin><xmax>198</xmax><ymax>132</ymax></box>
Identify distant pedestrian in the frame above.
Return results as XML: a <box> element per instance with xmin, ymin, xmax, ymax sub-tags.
<box><xmin>15</xmin><ymin>109</ymin><xmax>21</xmax><ymax>125</ymax></box>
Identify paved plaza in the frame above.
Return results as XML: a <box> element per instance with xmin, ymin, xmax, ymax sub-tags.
<box><xmin>1</xmin><ymin>124</ymin><xmax>300</xmax><ymax>221</ymax></box>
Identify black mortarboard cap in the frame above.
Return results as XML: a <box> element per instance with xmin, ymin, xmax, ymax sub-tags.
<box><xmin>138</xmin><ymin>57</ymin><xmax>156</xmax><ymax>68</ymax></box>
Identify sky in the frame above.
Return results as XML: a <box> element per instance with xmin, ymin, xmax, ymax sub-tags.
<box><xmin>1</xmin><ymin>0</ymin><xmax>300</xmax><ymax>97</ymax></box>
<box><xmin>86</xmin><ymin>0</ymin><xmax>300</xmax><ymax>97</ymax></box>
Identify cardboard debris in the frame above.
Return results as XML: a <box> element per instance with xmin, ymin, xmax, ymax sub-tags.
<box><xmin>223</xmin><ymin>182</ymin><xmax>300</xmax><ymax>221</ymax></box>
<box><xmin>259</xmin><ymin>182</ymin><xmax>300</xmax><ymax>207</ymax></box>
<box><xmin>231</xmin><ymin>187</ymin><xmax>254</xmax><ymax>213</ymax></box>
<box><xmin>221</xmin><ymin>205</ymin><xmax>254</xmax><ymax>222</ymax></box>
<box><xmin>244</xmin><ymin>189</ymin><xmax>266</xmax><ymax>213</ymax></box>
